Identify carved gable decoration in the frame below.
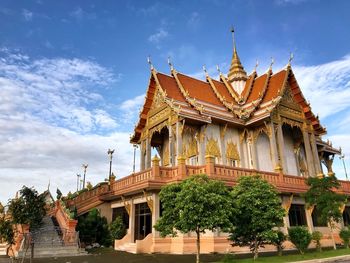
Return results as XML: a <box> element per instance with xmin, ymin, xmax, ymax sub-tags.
<box><xmin>281</xmin><ymin>85</ymin><xmax>294</xmax><ymax>104</ymax></box>
<box><xmin>183</xmin><ymin>139</ymin><xmax>198</xmax><ymax>158</ymax></box>
<box><xmin>226</xmin><ymin>142</ymin><xmax>240</xmax><ymax>160</ymax></box>
<box><xmin>205</xmin><ymin>138</ymin><xmax>221</xmax><ymax>157</ymax></box>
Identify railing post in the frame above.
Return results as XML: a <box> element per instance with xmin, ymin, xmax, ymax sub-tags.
<box><xmin>205</xmin><ymin>155</ymin><xmax>215</xmax><ymax>177</ymax></box>
<box><xmin>152</xmin><ymin>155</ymin><xmax>160</xmax><ymax>178</ymax></box>
<box><xmin>177</xmin><ymin>155</ymin><xmax>187</xmax><ymax>178</ymax></box>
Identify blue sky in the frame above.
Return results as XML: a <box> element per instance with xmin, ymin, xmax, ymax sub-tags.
<box><xmin>0</xmin><ymin>0</ymin><xmax>350</xmax><ymax>202</ymax></box>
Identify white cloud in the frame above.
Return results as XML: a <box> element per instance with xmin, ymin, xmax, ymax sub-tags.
<box><xmin>148</xmin><ymin>28</ymin><xmax>169</xmax><ymax>48</ymax></box>
<box><xmin>70</xmin><ymin>7</ymin><xmax>96</xmax><ymax>21</ymax></box>
<box><xmin>22</xmin><ymin>9</ymin><xmax>33</xmax><ymax>21</ymax></box>
<box><xmin>187</xmin><ymin>12</ymin><xmax>200</xmax><ymax>30</ymax></box>
<box><xmin>0</xmin><ymin>49</ymin><xmax>133</xmax><ymax>203</ymax></box>
<box><xmin>119</xmin><ymin>94</ymin><xmax>145</xmax><ymax>125</ymax></box>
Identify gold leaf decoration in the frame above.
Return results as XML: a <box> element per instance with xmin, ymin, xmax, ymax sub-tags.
<box><xmin>183</xmin><ymin>139</ymin><xmax>198</xmax><ymax>158</ymax></box>
<box><xmin>205</xmin><ymin>138</ymin><xmax>221</xmax><ymax>157</ymax></box>
<box><xmin>226</xmin><ymin>141</ymin><xmax>240</xmax><ymax>160</ymax></box>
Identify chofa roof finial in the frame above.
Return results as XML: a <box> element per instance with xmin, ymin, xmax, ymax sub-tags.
<box><xmin>167</xmin><ymin>56</ymin><xmax>174</xmax><ymax>71</ymax></box>
<box><xmin>202</xmin><ymin>65</ymin><xmax>209</xmax><ymax>77</ymax></box>
<box><xmin>147</xmin><ymin>56</ymin><xmax>154</xmax><ymax>70</ymax></box>
<box><xmin>254</xmin><ymin>59</ymin><xmax>259</xmax><ymax>71</ymax></box>
<box><xmin>269</xmin><ymin>57</ymin><xmax>274</xmax><ymax>71</ymax></box>
<box><xmin>216</xmin><ymin>64</ymin><xmax>222</xmax><ymax>75</ymax></box>
<box><xmin>288</xmin><ymin>52</ymin><xmax>294</xmax><ymax>67</ymax></box>
<box><xmin>230</xmin><ymin>25</ymin><xmax>236</xmax><ymax>53</ymax></box>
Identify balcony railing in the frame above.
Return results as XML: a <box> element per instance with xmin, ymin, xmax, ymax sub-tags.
<box><xmin>70</xmin><ymin>156</ymin><xmax>350</xmax><ymax>214</ymax></box>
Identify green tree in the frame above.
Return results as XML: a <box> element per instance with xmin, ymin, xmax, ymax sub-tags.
<box><xmin>312</xmin><ymin>231</ymin><xmax>323</xmax><ymax>252</ymax></box>
<box><xmin>288</xmin><ymin>226</ymin><xmax>312</xmax><ymax>254</ymax></box>
<box><xmin>155</xmin><ymin>174</ymin><xmax>232</xmax><ymax>263</ymax></box>
<box><xmin>77</xmin><ymin>208</ymin><xmax>111</xmax><ymax>247</ymax></box>
<box><xmin>339</xmin><ymin>228</ymin><xmax>350</xmax><ymax>248</ymax></box>
<box><xmin>229</xmin><ymin>176</ymin><xmax>285</xmax><ymax>260</ymax></box>
<box><xmin>0</xmin><ymin>218</ymin><xmax>15</xmax><ymax>256</ymax></box>
<box><xmin>267</xmin><ymin>230</ymin><xmax>287</xmax><ymax>256</ymax></box>
<box><xmin>303</xmin><ymin>176</ymin><xmax>346</xmax><ymax>250</ymax></box>
<box><xmin>8</xmin><ymin>186</ymin><xmax>46</xmax><ymax>230</ymax></box>
<box><xmin>109</xmin><ymin>216</ymin><xmax>126</xmax><ymax>240</ymax></box>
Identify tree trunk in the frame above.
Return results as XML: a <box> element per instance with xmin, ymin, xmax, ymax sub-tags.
<box><xmin>253</xmin><ymin>240</ymin><xmax>259</xmax><ymax>260</ymax></box>
<box><xmin>329</xmin><ymin>224</ymin><xmax>336</xmax><ymax>250</ymax></box>
<box><xmin>196</xmin><ymin>229</ymin><xmax>200</xmax><ymax>263</ymax></box>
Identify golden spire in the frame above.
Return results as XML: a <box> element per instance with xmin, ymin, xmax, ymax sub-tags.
<box><xmin>228</xmin><ymin>26</ymin><xmax>247</xmax><ymax>83</ymax></box>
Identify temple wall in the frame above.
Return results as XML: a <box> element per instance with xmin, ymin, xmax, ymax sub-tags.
<box><xmin>224</xmin><ymin>127</ymin><xmax>241</xmax><ymax>166</ymax></box>
<box><xmin>256</xmin><ymin>133</ymin><xmax>273</xmax><ymax>172</ymax></box>
<box><xmin>283</xmin><ymin>127</ymin><xmax>299</xmax><ymax>176</ymax></box>
<box><xmin>96</xmin><ymin>202</ymin><xmax>113</xmax><ymax>223</ymax></box>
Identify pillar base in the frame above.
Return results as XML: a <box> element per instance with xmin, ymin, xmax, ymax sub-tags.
<box><xmin>317</xmin><ymin>173</ymin><xmax>325</xmax><ymax>178</ymax></box>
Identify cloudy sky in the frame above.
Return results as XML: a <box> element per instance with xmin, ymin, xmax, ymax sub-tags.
<box><xmin>0</xmin><ymin>0</ymin><xmax>350</xmax><ymax>203</ymax></box>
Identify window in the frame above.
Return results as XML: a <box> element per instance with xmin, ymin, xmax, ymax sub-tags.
<box><xmin>312</xmin><ymin>207</ymin><xmax>327</xmax><ymax>227</ymax></box>
<box><xmin>188</xmin><ymin>156</ymin><xmax>198</xmax><ymax>165</ymax></box>
<box><xmin>343</xmin><ymin>207</ymin><xmax>350</xmax><ymax>226</ymax></box>
<box><xmin>227</xmin><ymin>158</ymin><xmax>237</xmax><ymax>167</ymax></box>
<box><xmin>289</xmin><ymin>204</ymin><xmax>307</xmax><ymax>226</ymax></box>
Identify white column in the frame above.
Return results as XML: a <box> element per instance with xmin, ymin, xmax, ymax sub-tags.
<box><xmin>277</xmin><ymin>123</ymin><xmax>287</xmax><ymax>173</ymax></box>
<box><xmin>269</xmin><ymin>122</ymin><xmax>280</xmax><ymax>171</ymax></box>
<box><xmin>302</xmin><ymin>129</ymin><xmax>315</xmax><ymax>177</ymax></box>
<box><xmin>169</xmin><ymin>125</ymin><xmax>174</xmax><ymax>166</ymax></box>
<box><xmin>145</xmin><ymin>137</ymin><xmax>151</xmax><ymax>169</ymax></box>
<box><xmin>249</xmin><ymin>131</ymin><xmax>258</xmax><ymax>169</ymax></box>
<box><xmin>140</xmin><ymin>141</ymin><xmax>145</xmax><ymax>171</ymax></box>
<box><xmin>152</xmin><ymin>193</ymin><xmax>160</xmax><ymax>238</ymax></box>
<box><xmin>129</xmin><ymin>199</ymin><xmax>135</xmax><ymax>243</ymax></box>
<box><xmin>176</xmin><ymin>121</ymin><xmax>183</xmax><ymax>165</ymax></box>
<box><xmin>310</xmin><ymin>133</ymin><xmax>322</xmax><ymax>175</ymax></box>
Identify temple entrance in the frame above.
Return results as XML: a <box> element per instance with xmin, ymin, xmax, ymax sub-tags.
<box><xmin>134</xmin><ymin>202</ymin><xmax>152</xmax><ymax>240</ymax></box>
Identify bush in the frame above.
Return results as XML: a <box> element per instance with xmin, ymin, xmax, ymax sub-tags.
<box><xmin>268</xmin><ymin>230</ymin><xmax>286</xmax><ymax>256</ymax></box>
<box><xmin>312</xmin><ymin>231</ymin><xmax>323</xmax><ymax>252</ymax></box>
<box><xmin>77</xmin><ymin>209</ymin><xmax>112</xmax><ymax>247</ymax></box>
<box><xmin>288</xmin><ymin>227</ymin><xmax>312</xmax><ymax>254</ymax></box>
<box><xmin>339</xmin><ymin>228</ymin><xmax>350</xmax><ymax>248</ymax></box>
<box><xmin>109</xmin><ymin>216</ymin><xmax>126</xmax><ymax>240</ymax></box>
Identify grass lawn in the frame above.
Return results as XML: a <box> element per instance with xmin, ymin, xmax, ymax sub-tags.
<box><xmin>221</xmin><ymin>248</ymin><xmax>350</xmax><ymax>262</ymax></box>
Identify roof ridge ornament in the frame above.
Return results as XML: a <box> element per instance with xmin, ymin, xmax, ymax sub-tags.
<box><xmin>203</xmin><ymin>65</ymin><xmax>209</xmax><ymax>77</ymax></box>
<box><xmin>287</xmin><ymin>52</ymin><xmax>294</xmax><ymax>67</ymax></box>
<box><xmin>216</xmin><ymin>64</ymin><xmax>222</xmax><ymax>75</ymax></box>
<box><xmin>147</xmin><ymin>56</ymin><xmax>154</xmax><ymax>70</ymax></box>
<box><xmin>254</xmin><ymin>59</ymin><xmax>259</xmax><ymax>72</ymax></box>
<box><xmin>167</xmin><ymin>56</ymin><xmax>174</xmax><ymax>71</ymax></box>
<box><xmin>269</xmin><ymin>57</ymin><xmax>274</xmax><ymax>71</ymax></box>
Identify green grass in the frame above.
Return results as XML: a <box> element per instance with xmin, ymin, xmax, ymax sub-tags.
<box><xmin>221</xmin><ymin>248</ymin><xmax>350</xmax><ymax>262</ymax></box>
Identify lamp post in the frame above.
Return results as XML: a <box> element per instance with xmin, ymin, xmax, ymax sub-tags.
<box><xmin>82</xmin><ymin>164</ymin><xmax>88</xmax><ymax>189</ymax></box>
<box><xmin>76</xmin><ymin>173</ymin><xmax>81</xmax><ymax>191</ymax></box>
<box><xmin>340</xmin><ymin>154</ymin><xmax>348</xmax><ymax>181</ymax></box>
<box><xmin>107</xmin><ymin>149</ymin><xmax>115</xmax><ymax>182</ymax></box>
<box><xmin>133</xmin><ymin>144</ymin><xmax>138</xmax><ymax>173</ymax></box>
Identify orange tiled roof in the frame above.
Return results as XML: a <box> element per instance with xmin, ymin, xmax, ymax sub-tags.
<box><xmin>130</xmin><ymin>63</ymin><xmax>326</xmax><ymax>143</ymax></box>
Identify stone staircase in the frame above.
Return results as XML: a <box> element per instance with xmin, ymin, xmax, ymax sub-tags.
<box><xmin>18</xmin><ymin>216</ymin><xmax>86</xmax><ymax>258</ymax></box>
<box><xmin>0</xmin><ymin>243</ymin><xmax>7</xmax><ymax>256</ymax></box>
<box><xmin>117</xmin><ymin>242</ymin><xmax>137</xmax><ymax>254</ymax></box>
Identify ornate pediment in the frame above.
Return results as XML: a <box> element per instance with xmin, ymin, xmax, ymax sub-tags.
<box><xmin>205</xmin><ymin>138</ymin><xmax>221</xmax><ymax>157</ymax></box>
<box><xmin>226</xmin><ymin>141</ymin><xmax>240</xmax><ymax>160</ymax></box>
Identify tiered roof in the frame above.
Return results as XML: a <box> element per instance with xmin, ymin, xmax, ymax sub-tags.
<box><xmin>130</xmin><ymin>43</ymin><xmax>326</xmax><ymax>143</ymax></box>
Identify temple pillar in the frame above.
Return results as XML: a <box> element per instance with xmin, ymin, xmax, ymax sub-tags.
<box><xmin>306</xmin><ymin>206</ymin><xmax>315</xmax><ymax>233</ymax></box>
<box><xmin>281</xmin><ymin>195</ymin><xmax>293</xmax><ymax>234</ymax></box>
<box><xmin>145</xmin><ymin>137</ymin><xmax>152</xmax><ymax>169</ymax></box>
<box><xmin>140</xmin><ymin>141</ymin><xmax>145</xmax><ymax>171</ymax></box>
<box><xmin>302</xmin><ymin>127</ymin><xmax>315</xmax><ymax>177</ymax></box>
<box><xmin>152</xmin><ymin>193</ymin><xmax>160</xmax><ymax>238</ymax></box>
<box><xmin>169</xmin><ymin>124</ymin><xmax>174</xmax><ymax>166</ymax></box>
<box><xmin>198</xmin><ymin>126</ymin><xmax>206</xmax><ymax>165</ymax></box>
<box><xmin>249</xmin><ymin>131</ymin><xmax>258</xmax><ymax>169</ymax></box>
<box><xmin>205</xmin><ymin>155</ymin><xmax>215</xmax><ymax>177</ymax></box>
<box><xmin>175</xmin><ymin>121</ymin><xmax>183</xmax><ymax>165</ymax></box>
<box><xmin>269</xmin><ymin>122</ymin><xmax>281</xmax><ymax>172</ymax></box>
<box><xmin>128</xmin><ymin>198</ymin><xmax>135</xmax><ymax>243</ymax></box>
<box><xmin>277</xmin><ymin>123</ymin><xmax>287</xmax><ymax>173</ymax></box>
<box><xmin>310</xmin><ymin>133</ymin><xmax>322</xmax><ymax>176</ymax></box>
<box><xmin>238</xmin><ymin>140</ymin><xmax>244</xmax><ymax>168</ymax></box>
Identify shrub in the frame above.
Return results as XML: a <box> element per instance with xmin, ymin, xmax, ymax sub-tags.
<box><xmin>312</xmin><ymin>231</ymin><xmax>323</xmax><ymax>252</ymax></box>
<box><xmin>339</xmin><ymin>228</ymin><xmax>350</xmax><ymax>248</ymax></box>
<box><xmin>288</xmin><ymin>226</ymin><xmax>312</xmax><ymax>254</ymax></box>
<box><xmin>109</xmin><ymin>216</ymin><xmax>126</xmax><ymax>240</ymax></box>
<box><xmin>268</xmin><ymin>230</ymin><xmax>287</xmax><ymax>256</ymax></box>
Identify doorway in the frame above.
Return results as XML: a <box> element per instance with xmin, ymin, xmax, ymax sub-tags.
<box><xmin>134</xmin><ymin>202</ymin><xmax>152</xmax><ymax>240</ymax></box>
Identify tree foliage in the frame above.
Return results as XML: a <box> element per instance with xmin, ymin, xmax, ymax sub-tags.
<box><xmin>8</xmin><ymin>186</ymin><xmax>46</xmax><ymax>230</ymax></box>
<box><xmin>109</xmin><ymin>216</ymin><xmax>126</xmax><ymax>240</ymax></box>
<box><xmin>288</xmin><ymin>226</ymin><xmax>312</xmax><ymax>254</ymax></box>
<box><xmin>229</xmin><ymin>176</ymin><xmax>285</xmax><ymax>259</ymax></box>
<box><xmin>312</xmin><ymin>231</ymin><xmax>323</xmax><ymax>252</ymax></box>
<box><xmin>155</xmin><ymin>174</ymin><xmax>232</xmax><ymax>263</ymax></box>
<box><xmin>267</xmin><ymin>230</ymin><xmax>287</xmax><ymax>256</ymax></box>
<box><xmin>77</xmin><ymin>208</ymin><xmax>111</xmax><ymax>247</ymax></box>
<box><xmin>339</xmin><ymin>228</ymin><xmax>350</xmax><ymax>248</ymax></box>
<box><xmin>303</xmin><ymin>176</ymin><xmax>346</xmax><ymax>249</ymax></box>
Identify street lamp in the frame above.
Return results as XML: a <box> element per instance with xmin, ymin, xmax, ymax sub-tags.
<box><xmin>340</xmin><ymin>154</ymin><xmax>348</xmax><ymax>181</ymax></box>
<box><xmin>82</xmin><ymin>164</ymin><xmax>88</xmax><ymax>189</ymax></box>
<box><xmin>107</xmin><ymin>149</ymin><xmax>115</xmax><ymax>182</ymax></box>
<box><xmin>76</xmin><ymin>174</ymin><xmax>81</xmax><ymax>192</ymax></box>
<box><xmin>133</xmin><ymin>144</ymin><xmax>138</xmax><ymax>173</ymax></box>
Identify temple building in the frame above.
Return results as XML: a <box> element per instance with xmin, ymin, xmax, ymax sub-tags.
<box><xmin>68</xmin><ymin>35</ymin><xmax>350</xmax><ymax>254</ymax></box>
